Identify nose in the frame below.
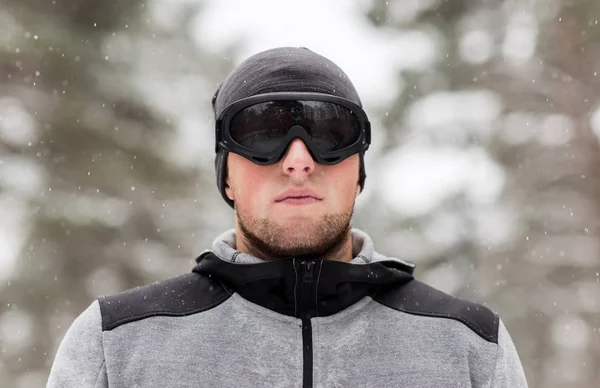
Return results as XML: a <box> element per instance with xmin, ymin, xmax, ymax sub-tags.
<box><xmin>281</xmin><ymin>138</ymin><xmax>315</xmax><ymax>178</ymax></box>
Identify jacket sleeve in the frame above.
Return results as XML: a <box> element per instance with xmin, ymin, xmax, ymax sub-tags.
<box><xmin>489</xmin><ymin>318</ymin><xmax>528</xmax><ymax>388</ymax></box>
<box><xmin>46</xmin><ymin>300</ymin><xmax>108</xmax><ymax>388</ymax></box>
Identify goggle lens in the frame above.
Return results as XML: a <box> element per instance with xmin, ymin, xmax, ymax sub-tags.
<box><xmin>229</xmin><ymin>100</ymin><xmax>362</xmax><ymax>153</ymax></box>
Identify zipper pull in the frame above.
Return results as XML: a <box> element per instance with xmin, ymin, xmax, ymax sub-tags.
<box><xmin>302</xmin><ymin>261</ymin><xmax>315</xmax><ymax>283</ymax></box>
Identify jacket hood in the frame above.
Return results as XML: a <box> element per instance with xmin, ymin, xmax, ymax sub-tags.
<box><xmin>210</xmin><ymin>228</ymin><xmax>415</xmax><ymax>268</ymax></box>
<box><xmin>193</xmin><ymin>229</ymin><xmax>415</xmax><ymax>318</ymax></box>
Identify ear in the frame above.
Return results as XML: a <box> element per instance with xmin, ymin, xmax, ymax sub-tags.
<box><xmin>225</xmin><ymin>180</ymin><xmax>234</xmax><ymax>201</ymax></box>
<box><xmin>356</xmin><ymin>184</ymin><xmax>361</xmax><ymax>199</ymax></box>
<box><xmin>224</xmin><ymin>155</ymin><xmax>234</xmax><ymax>201</ymax></box>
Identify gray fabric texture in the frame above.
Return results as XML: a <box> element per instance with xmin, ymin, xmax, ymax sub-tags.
<box><xmin>46</xmin><ymin>301</ymin><xmax>107</xmax><ymax>388</ymax></box>
<box><xmin>47</xmin><ymin>229</ymin><xmax>528</xmax><ymax>387</ymax></box>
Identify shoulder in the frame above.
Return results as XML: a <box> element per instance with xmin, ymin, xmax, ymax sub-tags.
<box><xmin>98</xmin><ymin>271</ymin><xmax>231</xmax><ymax>331</ymax></box>
<box><xmin>47</xmin><ymin>301</ymin><xmax>107</xmax><ymax>387</ymax></box>
<box><xmin>373</xmin><ymin>279</ymin><xmax>499</xmax><ymax>343</ymax></box>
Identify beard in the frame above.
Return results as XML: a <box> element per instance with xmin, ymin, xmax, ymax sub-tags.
<box><xmin>236</xmin><ymin>205</ymin><xmax>354</xmax><ymax>261</ymax></box>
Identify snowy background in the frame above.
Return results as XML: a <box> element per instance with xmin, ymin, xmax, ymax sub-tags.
<box><xmin>2</xmin><ymin>0</ymin><xmax>600</xmax><ymax>386</ymax></box>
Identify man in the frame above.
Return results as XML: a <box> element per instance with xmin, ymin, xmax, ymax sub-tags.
<box><xmin>47</xmin><ymin>47</ymin><xmax>528</xmax><ymax>387</ymax></box>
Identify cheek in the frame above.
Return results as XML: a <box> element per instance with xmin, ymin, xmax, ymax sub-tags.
<box><xmin>229</xmin><ymin>163</ymin><xmax>271</xmax><ymax>209</ymax></box>
<box><xmin>326</xmin><ymin>157</ymin><xmax>360</xmax><ymax>203</ymax></box>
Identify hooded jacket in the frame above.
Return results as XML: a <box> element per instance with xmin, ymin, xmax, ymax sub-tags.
<box><xmin>46</xmin><ymin>229</ymin><xmax>528</xmax><ymax>388</ymax></box>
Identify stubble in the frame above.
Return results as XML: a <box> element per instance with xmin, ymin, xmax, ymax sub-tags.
<box><xmin>236</xmin><ymin>206</ymin><xmax>353</xmax><ymax>261</ymax></box>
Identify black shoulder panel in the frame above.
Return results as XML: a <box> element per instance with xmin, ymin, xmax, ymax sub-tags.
<box><xmin>373</xmin><ymin>279</ymin><xmax>499</xmax><ymax>343</ymax></box>
<box><xmin>98</xmin><ymin>272</ymin><xmax>231</xmax><ymax>331</ymax></box>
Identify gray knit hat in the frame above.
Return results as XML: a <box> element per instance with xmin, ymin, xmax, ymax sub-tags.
<box><xmin>212</xmin><ymin>47</ymin><xmax>367</xmax><ymax>209</ymax></box>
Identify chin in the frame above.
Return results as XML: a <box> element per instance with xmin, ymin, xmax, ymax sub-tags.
<box><xmin>277</xmin><ymin>214</ymin><xmax>320</xmax><ymax>225</ymax></box>
<box><xmin>277</xmin><ymin>218</ymin><xmax>319</xmax><ymax>233</ymax></box>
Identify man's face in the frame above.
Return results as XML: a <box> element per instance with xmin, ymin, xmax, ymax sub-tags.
<box><xmin>225</xmin><ymin>138</ymin><xmax>360</xmax><ymax>259</ymax></box>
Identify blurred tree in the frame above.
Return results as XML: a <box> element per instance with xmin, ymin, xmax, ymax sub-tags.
<box><xmin>0</xmin><ymin>1</ymin><xmax>233</xmax><ymax>386</ymax></box>
<box><xmin>360</xmin><ymin>0</ymin><xmax>600</xmax><ymax>387</ymax></box>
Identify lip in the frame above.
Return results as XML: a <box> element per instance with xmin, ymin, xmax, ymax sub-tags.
<box><xmin>274</xmin><ymin>188</ymin><xmax>323</xmax><ymax>203</ymax></box>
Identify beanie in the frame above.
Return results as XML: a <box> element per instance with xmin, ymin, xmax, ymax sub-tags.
<box><xmin>212</xmin><ymin>47</ymin><xmax>367</xmax><ymax>209</ymax></box>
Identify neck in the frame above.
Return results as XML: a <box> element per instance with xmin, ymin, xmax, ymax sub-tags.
<box><xmin>235</xmin><ymin>226</ymin><xmax>354</xmax><ymax>263</ymax></box>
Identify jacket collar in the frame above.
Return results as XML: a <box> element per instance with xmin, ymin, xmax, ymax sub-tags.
<box><xmin>210</xmin><ymin>228</ymin><xmax>415</xmax><ymax>267</ymax></box>
<box><xmin>193</xmin><ymin>229</ymin><xmax>415</xmax><ymax>318</ymax></box>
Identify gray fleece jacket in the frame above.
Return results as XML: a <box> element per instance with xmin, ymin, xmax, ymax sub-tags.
<box><xmin>47</xmin><ymin>229</ymin><xmax>528</xmax><ymax>387</ymax></box>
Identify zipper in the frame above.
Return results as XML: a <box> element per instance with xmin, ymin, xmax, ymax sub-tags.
<box><xmin>299</xmin><ymin>260</ymin><xmax>316</xmax><ymax>388</ymax></box>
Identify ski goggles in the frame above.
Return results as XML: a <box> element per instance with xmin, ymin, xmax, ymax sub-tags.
<box><xmin>215</xmin><ymin>92</ymin><xmax>371</xmax><ymax>165</ymax></box>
